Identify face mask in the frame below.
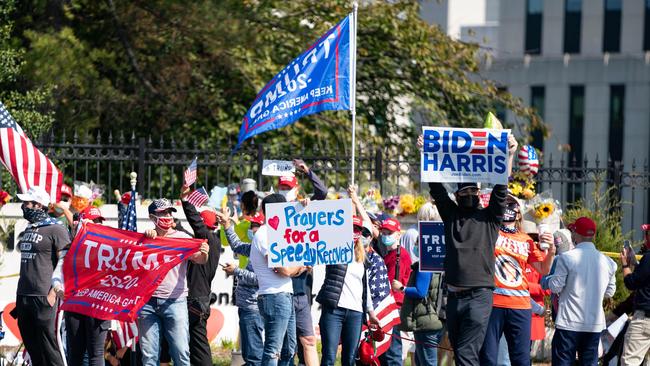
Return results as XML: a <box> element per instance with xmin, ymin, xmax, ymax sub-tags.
<box><xmin>152</xmin><ymin>216</ymin><xmax>174</xmax><ymax>230</ymax></box>
<box><xmin>22</xmin><ymin>204</ymin><xmax>49</xmax><ymax>223</ymax></box>
<box><xmin>247</xmin><ymin>229</ymin><xmax>255</xmax><ymax>241</ymax></box>
<box><xmin>59</xmin><ymin>201</ymin><xmax>71</xmax><ymax>210</ymax></box>
<box><xmin>279</xmin><ymin>189</ymin><xmax>297</xmax><ymax>202</ymax></box>
<box><xmin>381</xmin><ymin>234</ymin><xmax>397</xmax><ymax>246</ymax></box>
<box><xmin>361</xmin><ymin>236</ymin><xmax>372</xmax><ymax>247</ymax></box>
<box><xmin>502</xmin><ymin>203</ymin><xmax>518</xmax><ymax>222</ymax></box>
<box><xmin>457</xmin><ymin>195</ymin><xmax>479</xmax><ymax>209</ymax></box>
<box><xmin>353</xmin><ymin>233</ymin><xmax>362</xmax><ymax>242</ymax></box>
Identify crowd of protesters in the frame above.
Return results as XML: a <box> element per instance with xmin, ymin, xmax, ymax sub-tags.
<box><xmin>8</xmin><ymin>146</ymin><xmax>650</xmax><ymax>366</ymax></box>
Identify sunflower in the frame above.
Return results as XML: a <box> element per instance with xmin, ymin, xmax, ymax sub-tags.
<box><xmin>533</xmin><ymin>202</ymin><xmax>555</xmax><ymax>220</ymax></box>
<box><xmin>399</xmin><ymin>194</ymin><xmax>416</xmax><ymax>215</ymax></box>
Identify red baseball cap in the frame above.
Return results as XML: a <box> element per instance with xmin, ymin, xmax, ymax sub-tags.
<box><xmin>642</xmin><ymin>224</ymin><xmax>650</xmax><ymax>231</ymax></box>
<box><xmin>200</xmin><ymin>210</ymin><xmax>218</xmax><ymax>230</ymax></box>
<box><xmin>61</xmin><ymin>184</ymin><xmax>72</xmax><ymax>198</ymax></box>
<box><xmin>121</xmin><ymin>192</ymin><xmax>132</xmax><ymax>205</ymax></box>
<box><xmin>380</xmin><ymin>218</ymin><xmax>401</xmax><ymax>233</ymax></box>
<box><xmin>278</xmin><ymin>175</ymin><xmax>297</xmax><ymax>189</ymax></box>
<box><xmin>568</xmin><ymin>217</ymin><xmax>596</xmax><ymax>237</ymax></box>
<box><xmin>81</xmin><ymin>206</ymin><xmax>105</xmax><ymax>222</ymax></box>
<box><xmin>353</xmin><ymin>215</ymin><xmax>363</xmax><ymax>228</ymax></box>
<box><xmin>247</xmin><ymin>211</ymin><xmax>265</xmax><ymax>226</ymax></box>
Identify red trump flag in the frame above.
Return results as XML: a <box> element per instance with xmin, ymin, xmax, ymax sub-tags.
<box><xmin>61</xmin><ymin>223</ymin><xmax>203</xmax><ymax>321</ymax></box>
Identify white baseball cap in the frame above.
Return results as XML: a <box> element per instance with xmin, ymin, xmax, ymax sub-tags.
<box><xmin>17</xmin><ymin>186</ymin><xmax>51</xmax><ymax>207</ymax></box>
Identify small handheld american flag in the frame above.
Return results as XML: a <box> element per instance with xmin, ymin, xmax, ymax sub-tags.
<box><xmin>118</xmin><ymin>189</ymin><xmax>138</xmax><ymax>232</ymax></box>
<box><xmin>186</xmin><ymin>187</ymin><xmax>208</xmax><ymax>208</ymax></box>
<box><xmin>0</xmin><ymin>101</ymin><xmax>63</xmax><ymax>201</ymax></box>
<box><xmin>184</xmin><ymin>157</ymin><xmax>198</xmax><ymax>187</ymax></box>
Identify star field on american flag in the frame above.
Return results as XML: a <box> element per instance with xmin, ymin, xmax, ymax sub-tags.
<box><xmin>119</xmin><ymin>189</ymin><xmax>138</xmax><ymax>232</ymax></box>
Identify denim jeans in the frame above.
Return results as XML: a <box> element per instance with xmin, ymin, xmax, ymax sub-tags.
<box><xmin>239</xmin><ymin>307</ymin><xmax>264</xmax><ymax>366</ymax></box>
<box><xmin>379</xmin><ymin>325</ymin><xmax>403</xmax><ymax>366</ymax></box>
<box><xmin>138</xmin><ymin>297</ymin><xmax>190</xmax><ymax>366</ymax></box>
<box><xmin>258</xmin><ymin>293</ymin><xmax>296</xmax><ymax>366</ymax></box>
<box><xmin>413</xmin><ymin>328</ymin><xmax>445</xmax><ymax>366</ymax></box>
<box><xmin>552</xmin><ymin>328</ymin><xmax>600</xmax><ymax>366</ymax></box>
<box><xmin>319</xmin><ymin>305</ymin><xmax>363</xmax><ymax>366</ymax></box>
<box><xmin>480</xmin><ymin>307</ymin><xmax>531</xmax><ymax>366</ymax></box>
<box><xmin>496</xmin><ymin>334</ymin><xmax>511</xmax><ymax>366</ymax></box>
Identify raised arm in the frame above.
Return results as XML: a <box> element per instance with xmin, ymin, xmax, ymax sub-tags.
<box><xmin>348</xmin><ymin>185</ymin><xmax>379</xmax><ymax>238</ymax></box>
<box><xmin>180</xmin><ymin>187</ymin><xmax>211</xmax><ymax>239</ymax></box>
<box><xmin>294</xmin><ymin>159</ymin><xmax>327</xmax><ymax>201</ymax></box>
<box><xmin>216</xmin><ymin>211</ymin><xmax>252</xmax><ymax>257</ymax></box>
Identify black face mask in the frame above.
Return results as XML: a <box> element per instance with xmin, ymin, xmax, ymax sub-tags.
<box><xmin>502</xmin><ymin>203</ymin><xmax>519</xmax><ymax>222</ymax></box>
<box><xmin>457</xmin><ymin>195</ymin><xmax>479</xmax><ymax>209</ymax></box>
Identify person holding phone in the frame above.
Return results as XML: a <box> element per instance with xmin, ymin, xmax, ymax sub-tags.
<box><xmin>619</xmin><ymin>224</ymin><xmax>650</xmax><ymax>365</ymax></box>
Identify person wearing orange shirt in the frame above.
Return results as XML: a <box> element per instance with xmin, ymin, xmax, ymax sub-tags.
<box><xmin>479</xmin><ymin>194</ymin><xmax>554</xmax><ymax>366</ymax></box>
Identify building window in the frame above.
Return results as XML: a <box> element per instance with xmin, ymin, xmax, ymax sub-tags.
<box><xmin>603</xmin><ymin>0</ymin><xmax>622</xmax><ymax>52</ymax></box>
<box><xmin>530</xmin><ymin>86</ymin><xmax>545</xmax><ymax>152</ymax></box>
<box><xmin>564</xmin><ymin>0</ymin><xmax>582</xmax><ymax>54</ymax></box>
<box><xmin>643</xmin><ymin>0</ymin><xmax>650</xmax><ymax>51</ymax></box>
<box><xmin>568</xmin><ymin>85</ymin><xmax>585</xmax><ymax>201</ymax></box>
<box><xmin>525</xmin><ymin>0</ymin><xmax>543</xmax><ymax>54</ymax></box>
<box><xmin>495</xmin><ymin>87</ymin><xmax>508</xmax><ymax>123</ymax></box>
<box><xmin>608</xmin><ymin>85</ymin><xmax>625</xmax><ymax>162</ymax></box>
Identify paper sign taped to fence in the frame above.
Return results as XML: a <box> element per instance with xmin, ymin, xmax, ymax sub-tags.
<box><xmin>421</xmin><ymin>127</ymin><xmax>511</xmax><ymax>184</ymax></box>
<box><xmin>262</xmin><ymin>160</ymin><xmax>296</xmax><ymax>176</ymax></box>
<box><xmin>419</xmin><ymin>221</ymin><xmax>445</xmax><ymax>272</ymax></box>
<box><xmin>266</xmin><ymin>199</ymin><xmax>353</xmax><ymax>267</ymax></box>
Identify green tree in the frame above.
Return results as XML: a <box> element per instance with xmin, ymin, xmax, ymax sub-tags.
<box><xmin>0</xmin><ymin>0</ymin><xmax>54</xmax><ymax>138</ymax></box>
<box><xmin>12</xmin><ymin>0</ymin><xmax>543</xmax><ymax>152</ymax></box>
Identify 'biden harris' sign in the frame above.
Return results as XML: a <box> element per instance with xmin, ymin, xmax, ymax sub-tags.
<box><xmin>421</xmin><ymin>127</ymin><xmax>511</xmax><ymax>184</ymax></box>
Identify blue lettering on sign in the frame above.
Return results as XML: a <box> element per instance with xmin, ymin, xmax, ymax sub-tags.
<box><xmin>269</xmin><ymin>241</ymin><xmax>354</xmax><ymax>266</ymax></box>
<box><xmin>487</xmin><ymin>132</ymin><xmax>508</xmax><ymax>154</ymax></box>
<box><xmin>283</xmin><ymin>206</ymin><xmax>345</xmax><ymax>231</ymax></box>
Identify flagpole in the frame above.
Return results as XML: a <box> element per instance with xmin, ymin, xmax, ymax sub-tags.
<box><xmin>350</xmin><ymin>1</ymin><xmax>358</xmax><ymax>186</ymax></box>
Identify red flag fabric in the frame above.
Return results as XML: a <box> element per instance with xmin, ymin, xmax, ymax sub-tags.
<box><xmin>61</xmin><ymin>223</ymin><xmax>202</xmax><ymax>321</ymax></box>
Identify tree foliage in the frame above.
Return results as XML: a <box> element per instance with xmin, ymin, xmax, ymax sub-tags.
<box><xmin>9</xmin><ymin>0</ymin><xmax>542</xmax><ymax>152</ymax></box>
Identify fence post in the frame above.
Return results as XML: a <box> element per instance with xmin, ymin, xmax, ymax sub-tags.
<box><xmin>612</xmin><ymin>160</ymin><xmax>624</xmax><ymax>203</ymax></box>
<box><xmin>375</xmin><ymin>148</ymin><xmax>383</xmax><ymax>193</ymax></box>
<box><xmin>257</xmin><ymin>143</ymin><xmax>264</xmax><ymax>190</ymax></box>
<box><xmin>138</xmin><ymin>137</ymin><xmax>146</xmax><ymax>195</ymax></box>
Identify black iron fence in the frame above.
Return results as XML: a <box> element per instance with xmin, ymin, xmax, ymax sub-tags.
<box><xmin>1</xmin><ymin>131</ymin><xmax>648</xmax><ymax>237</ymax></box>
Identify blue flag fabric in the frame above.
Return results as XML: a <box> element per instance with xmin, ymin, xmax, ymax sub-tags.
<box><xmin>236</xmin><ymin>14</ymin><xmax>353</xmax><ymax>149</ymax></box>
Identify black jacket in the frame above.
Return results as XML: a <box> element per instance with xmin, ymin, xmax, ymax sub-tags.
<box><xmin>428</xmin><ymin>182</ymin><xmax>506</xmax><ymax>288</ymax></box>
<box><xmin>624</xmin><ymin>252</ymin><xmax>650</xmax><ymax>312</ymax></box>
<box><xmin>182</xmin><ymin>200</ymin><xmax>222</xmax><ymax>300</ymax></box>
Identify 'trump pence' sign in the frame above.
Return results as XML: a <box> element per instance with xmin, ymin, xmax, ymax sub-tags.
<box><xmin>419</xmin><ymin>221</ymin><xmax>445</xmax><ymax>272</ymax></box>
<box><xmin>421</xmin><ymin>127</ymin><xmax>511</xmax><ymax>184</ymax></box>
<box><xmin>266</xmin><ymin>199</ymin><xmax>353</xmax><ymax>267</ymax></box>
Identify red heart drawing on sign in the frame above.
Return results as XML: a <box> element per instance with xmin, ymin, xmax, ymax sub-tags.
<box><xmin>268</xmin><ymin>216</ymin><xmax>280</xmax><ymax>230</ymax></box>
<box><xmin>206</xmin><ymin>308</ymin><xmax>224</xmax><ymax>342</ymax></box>
<box><xmin>3</xmin><ymin>302</ymin><xmax>21</xmax><ymax>342</ymax></box>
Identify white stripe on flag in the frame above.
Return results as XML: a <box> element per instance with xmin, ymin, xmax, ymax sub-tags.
<box><xmin>38</xmin><ymin>150</ymin><xmax>47</xmax><ymax>190</ymax></box>
<box><xmin>12</xmin><ymin>129</ymin><xmax>27</xmax><ymax>193</ymax></box>
<box><xmin>25</xmin><ymin>139</ymin><xmax>35</xmax><ymax>187</ymax></box>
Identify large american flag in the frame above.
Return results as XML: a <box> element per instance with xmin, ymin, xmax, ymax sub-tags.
<box><xmin>361</xmin><ymin>251</ymin><xmax>401</xmax><ymax>356</ymax></box>
<box><xmin>0</xmin><ymin>102</ymin><xmax>62</xmax><ymax>201</ymax></box>
<box><xmin>184</xmin><ymin>157</ymin><xmax>198</xmax><ymax>187</ymax></box>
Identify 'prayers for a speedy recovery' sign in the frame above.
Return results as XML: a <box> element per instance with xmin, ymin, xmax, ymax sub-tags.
<box><xmin>421</xmin><ymin>127</ymin><xmax>511</xmax><ymax>184</ymax></box>
<box><xmin>266</xmin><ymin>199</ymin><xmax>353</xmax><ymax>267</ymax></box>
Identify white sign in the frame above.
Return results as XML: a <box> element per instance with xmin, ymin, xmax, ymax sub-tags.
<box><xmin>265</xmin><ymin>199</ymin><xmax>354</xmax><ymax>267</ymax></box>
<box><xmin>421</xmin><ymin>127</ymin><xmax>511</xmax><ymax>184</ymax></box>
<box><xmin>262</xmin><ymin>160</ymin><xmax>295</xmax><ymax>176</ymax></box>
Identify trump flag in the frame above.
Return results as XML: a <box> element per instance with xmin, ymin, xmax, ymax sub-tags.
<box><xmin>236</xmin><ymin>15</ymin><xmax>353</xmax><ymax>149</ymax></box>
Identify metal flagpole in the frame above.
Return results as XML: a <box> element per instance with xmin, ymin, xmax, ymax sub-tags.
<box><xmin>350</xmin><ymin>1</ymin><xmax>358</xmax><ymax>185</ymax></box>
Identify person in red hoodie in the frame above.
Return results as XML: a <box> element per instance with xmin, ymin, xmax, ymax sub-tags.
<box><xmin>525</xmin><ymin>263</ymin><xmax>550</xmax><ymax>342</ymax></box>
<box><xmin>379</xmin><ymin>217</ymin><xmax>412</xmax><ymax>366</ymax></box>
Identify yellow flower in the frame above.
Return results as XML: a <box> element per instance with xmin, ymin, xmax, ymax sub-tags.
<box><xmin>509</xmin><ymin>183</ymin><xmax>523</xmax><ymax>196</ymax></box>
<box><xmin>522</xmin><ymin>188</ymin><xmax>535</xmax><ymax>200</ymax></box>
<box><xmin>399</xmin><ymin>194</ymin><xmax>416</xmax><ymax>214</ymax></box>
<box><xmin>414</xmin><ymin>195</ymin><xmax>427</xmax><ymax>212</ymax></box>
<box><xmin>533</xmin><ymin>202</ymin><xmax>555</xmax><ymax>221</ymax></box>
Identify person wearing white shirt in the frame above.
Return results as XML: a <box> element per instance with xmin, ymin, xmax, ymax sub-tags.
<box><xmin>547</xmin><ymin>217</ymin><xmax>617</xmax><ymax>366</ymax></box>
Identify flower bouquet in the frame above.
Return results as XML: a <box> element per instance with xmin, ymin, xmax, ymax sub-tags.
<box><xmin>525</xmin><ymin>190</ymin><xmax>562</xmax><ymax>232</ymax></box>
<box><xmin>508</xmin><ymin>171</ymin><xmax>536</xmax><ymax>200</ymax></box>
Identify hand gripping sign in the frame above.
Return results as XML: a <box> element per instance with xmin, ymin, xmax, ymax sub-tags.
<box><xmin>266</xmin><ymin>199</ymin><xmax>354</xmax><ymax>267</ymax></box>
<box><xmin>61</xmin><ymin>223</ymin><xmax>202</xmax><ymax>321</ymax></box>
<box><xmin>421</xmin><ymin>127</ymin><xmax>511</xmax><ymax>184</ymax></box>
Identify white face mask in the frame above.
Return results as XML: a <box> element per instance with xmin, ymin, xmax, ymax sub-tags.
<box><xmin>59</xmin><ymin>201</ymin><xmax>71</xmax><ymax>210</ymax></box>
<box><xmin>279</xmin><ymin>188</ymin><xmax>297</xmax><ymax>202</ymax></box>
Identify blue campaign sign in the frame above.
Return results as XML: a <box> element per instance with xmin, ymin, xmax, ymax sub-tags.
<box><xmin>236</xmin><ymin>15</ymin><xmax>352</xmax><ymax>149</ymax></box>
<box><xmin>419</xmin><ymin>221</ymin><xmax>446</xmax><ymax>272</ymax></box>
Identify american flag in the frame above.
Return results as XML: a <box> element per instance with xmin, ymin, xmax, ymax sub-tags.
<box><xmin>0</xmin><ymin>102</ymin><xmax>62</xmax><ymax>201</ymax></box>
<box><xmin>110</xmin><ymin>319</ymin><xmax>139</xmax><ymax>350</ymax></box>
<box><xmin>115</xmin><ymin>189</ymin><xmax>138</xmax><ymax>350</ymax></box>
<box><xmin>184</xmin><ymin>157</ymin><xmax>198</xmax><ymax>186</ymax></box>
<box><xmin>118</xmin><ymin>189</ymin><xmax>138</xmax><ymax>231</ymax></box>
<box><xmin>187</xmin><ymin>186</ymin><xmax>208</xmax><ymax>208</ymax></box>
<box><xmin>361</xmin><ymin>251</ymin><xmax>401</xmax><ymax>356</ymax></box>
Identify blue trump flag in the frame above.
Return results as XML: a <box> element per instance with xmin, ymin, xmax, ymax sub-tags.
<box><xmin>236</xmin><ymin>14</ymin><xmax>353</xmax><ymax>149</ymax></box>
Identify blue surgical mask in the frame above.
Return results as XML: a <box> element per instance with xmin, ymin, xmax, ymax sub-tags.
<box><xmin>381</xmin><ymin>234</ymin><xmax>397</xmax><ymax>246</ymax></box>
<box><xmin>247</xmin><ymin>229</ymin><xmax>255</xmax><ymax>241</ymax></box>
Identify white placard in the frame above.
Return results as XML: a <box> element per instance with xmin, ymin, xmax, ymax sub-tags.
<box><xmin>265</xmin><ymin>199</ymin><xmax>353</xmax><ymax>267</ymax></box>
<box><xmin>421</xmin><ymin>127</ymin><xmax>511</xmax><ymax>184</ymax></box>
<box><xmin>262</xmin><ymin>160</ymin><xmax>295</xmax><ymax>176</ymax></box>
